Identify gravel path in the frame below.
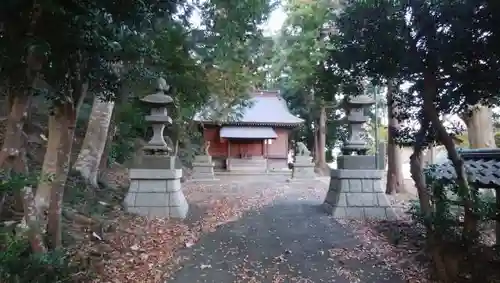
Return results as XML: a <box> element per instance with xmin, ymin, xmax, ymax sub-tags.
<box><xmin>166</xmin><ymin>179</ymin><xmax>405</xmax><ymax>283</ymax></box>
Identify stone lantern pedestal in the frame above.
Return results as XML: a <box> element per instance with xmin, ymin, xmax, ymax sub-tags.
<box><xmin>191</xmin><ymin>155</ymin><xmax>217</xmax><ymax>181</ymax></box>
<box><xmin>292</xmin><ymin>155</ymin><xmax>316</xmax><ymax>179</ymax></box>
<box><xmin>323</xmin><ymin>95</ymin><xmax>396</xmax><ymax>219</ymax></box>
<box><xmin>124</xmin><ymin>78</ymin><xmax>188</xmax><ymax>219</ymax></box>
<box><xmin>191</xmin><ymin>141</ymin><xmax>217</xmax><ymax>181</ymax></box>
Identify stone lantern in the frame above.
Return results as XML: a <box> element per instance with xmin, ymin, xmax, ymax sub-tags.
<box><xmin>142</xmin><ymin>81</ymin><xmax>172</xmax><ymax>147</ymax></box>
<box><xmin>337</xmin><ymin>95</ymin><xmax>376</xmax><ymax>170</ymax></box>
<box><xmin>342</xmin><ymin>94</ymin><xmax>374</xmax><ymax>156</ymax></box>
<box><xmin>323</xmin><ymin>94</ymin><xmax>395</xmax><ymax>220</ymax></box>
<box><xmin>124</xmin><ymin>78</ymin><xmax>188</xmax><ymax>219</ymax></box>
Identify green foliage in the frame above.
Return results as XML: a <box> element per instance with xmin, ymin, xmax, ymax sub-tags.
<box><xmin>274</xmin><ymin>0</ymin><xmax>346</xmax><ymax>150</ymax></box>
<box><xmin>0</xmin><ymin>0</ymin><xmax>171</xmax><ymax>104</ymax></box>
<box><xmin>0</xmin><ymin>173</ymin><xmax>85</xmax><ymax>282</ymax></box>
<box><xmin>332</xmin><ymin>0</ymin><xmax>500</xmax><ymax>143</ymax></box>
<box><xmin>0</xmin><ymin>171</ymin><xmax>44</xmax><ymax>194</ymax></box>
<box><xmin>409</xmin><ymin>165</ymin><xmax>496</xmax><ymax>242</ymax></box>
<box><xmin>495</xmin><ymin>132</ymin><xmax>500</xmax><ymax>148</ymax></box>
<box><xmin>109</xmin><ymin>99</ymin><xmax>148</xmax><ymax>164</ymax></box>
<box><xmin>0</xmin><ymin>233</ymin><xmax>82</xmax><ymax>283</ymax></box>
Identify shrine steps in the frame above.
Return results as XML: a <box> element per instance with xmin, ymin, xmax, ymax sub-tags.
<box><xmin>216</xmin><ymin>170</ymin><xmax>291</xmax><ymax>176</ymax></box>
<box><xmin>228</xmin><ymin>157</ymin><xmax>268</xmax><ymax>173</ymax></box>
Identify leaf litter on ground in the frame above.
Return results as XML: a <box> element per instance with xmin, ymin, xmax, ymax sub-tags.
<box><xmin>87</xmin><ymin>181</ymin><xmax>286</xmax><ymax>283</ymax></box>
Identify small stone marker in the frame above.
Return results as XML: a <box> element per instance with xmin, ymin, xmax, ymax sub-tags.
<box><xmin>124</xmin><ymin>78</ymin><xmax>188</xmax><ymax>219</ymax></box>
<box><xmin>323</xmin><ymin>95</ymin><xmax>396</xmax><ymax>220</ymax></box>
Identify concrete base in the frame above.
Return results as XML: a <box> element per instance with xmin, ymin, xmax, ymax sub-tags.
<box><xmin>323</xmin><ymin>169</ymin><xmax>397</xmax><ymax>220</ymax></box>
<box><xmin>192</xmin><ymin>155</ymin><xmax>217</xmax><ymax>180</ymax></box>
<box><xmin>292</xmin><ymin>156</ymin><xmax>316</xmax><ymax>179</ymax></box>
<box><xmin>125</xmin><ymin>168</ymin><xmax>188</xmax><ymax>219</ymax></box>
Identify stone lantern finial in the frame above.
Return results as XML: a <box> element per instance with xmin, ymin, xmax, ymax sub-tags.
<box><xmin>156</xmin><ymin>77</ymin><xmax>169</xmax><ymax>92</ymax></box>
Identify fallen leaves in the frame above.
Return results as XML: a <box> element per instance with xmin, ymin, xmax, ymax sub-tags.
<box><xmin>81</xmin><ymin>181</ymin><xmax>285</xmax><ymax>283</ymax></box>
<box><xmin>65</xmin><ymin>176</ymin><xmax>437</xmax><ymax>283</ymax></box>
<box><xmin>337</xmin><ymin>218</ymin><xmax>434</xmax><ymax>283</ymax></box>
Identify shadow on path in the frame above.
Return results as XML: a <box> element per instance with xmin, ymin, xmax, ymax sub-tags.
<box><xmin>166</xmin><ymin>199</ymin><xmax>405</xmax><ymax>283</ymax></box>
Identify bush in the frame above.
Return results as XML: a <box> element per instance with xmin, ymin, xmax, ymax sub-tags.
<box><xmin>495</xmin><ymin>132</ymin><xmax>500</xmax><ymax>147</ymax></box>
<box><xmin>0</xmin><ymin>233</ymin><xmax>80</xmax><ymax>283</ymax></box>
<box><xmin>409</xmin><ymin>164</ymin><xmax>496</xmax><ymax>242</ymax></box>
<box><xmin>0</xmin><ymin>171</ymin><xmax>88</xmax><ymax>282</ymax></box>
<box><xmin>109</xmin><ymin>99</ymin><xmax>148</xmax><ymax>164</ymax></box>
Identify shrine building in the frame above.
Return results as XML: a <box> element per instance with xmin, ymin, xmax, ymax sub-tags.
<box><xmin>193</xmin><ymin>90</ymin><xmax>304</xmax><ymax>172</ymax></box>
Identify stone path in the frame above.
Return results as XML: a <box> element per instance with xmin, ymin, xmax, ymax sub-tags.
<box><xmin>167</xmin><ymin>180</ymin><xmax>405</xmax><ymax>283</ymax></box>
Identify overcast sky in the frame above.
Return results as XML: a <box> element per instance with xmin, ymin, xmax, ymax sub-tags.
<box><xmin>189</xmin><ymin>2</ymin><xmax>286</xmax><ymax>35</ymax></box>
<box><xmin>264</xmin><ymin>4</ymin><xmax>286</xmax><ymax>35</ymax></box>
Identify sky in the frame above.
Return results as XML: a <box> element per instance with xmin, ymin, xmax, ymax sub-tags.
<box><xmin>189</xmin><ymin>1</ymin><xmax>286</xmax><ymax>35</ymax></box>
<box><xmin>264</xmin><ymin>4</ymin><xmax>286</xmax><ymax>35</ymax></box>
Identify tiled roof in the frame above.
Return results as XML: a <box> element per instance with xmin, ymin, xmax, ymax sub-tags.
<box><xmin>193</xmin><ymin>94</ymin><xmax>304</xmax><ymax>126</ymax></box>
<box><xmin>428</xmin><ymin>159</ymin><xmax>500</xmax><ymax>187</ymax></box>
<box><xmin>427</xmin><ymin>149</ymin><xmax>500</xmax><ymax>187</ymax></box>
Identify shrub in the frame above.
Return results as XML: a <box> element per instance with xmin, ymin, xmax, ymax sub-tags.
<box><xmin>409</xmin><ymin>164</ymin><xmax>496</xmax><ymax>242</ymax></box>
<box><xmin>0</xmin><ymin>232</ymin><xmax>81</xmax><ymax>283</ymax></box>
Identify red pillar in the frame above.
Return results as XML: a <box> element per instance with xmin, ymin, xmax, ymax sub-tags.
<box><xmin>227</xmin><ymin>139</ymin><xmax>231</xmax><ymax>171</ymax></box>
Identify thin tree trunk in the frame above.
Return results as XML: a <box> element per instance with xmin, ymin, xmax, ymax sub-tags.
<box><xmin>21</xmin><ymin>186</ymin><xmax>47</xmax><ymax>253</ymax></box>
<box><xmin>411</xmin><ymin>116</ymin><xmax>452</xmax><ymax>283</ymax></box>
<box><xmin>0</xmin><ymin>92</ymin><xmax>32</xmax><ymax>212</ymax></box>
<box><xmin>46</xmin><ymin>102</ymin><xmax>78</xmax><ymax>249</ymax></box>
<box><xmin>99</xmin><ymin>84</ymin><xmax>129</xmax><ymax>170</ymax></box>
<box><xmin>317</xmin><ymin>105</ymin><xmax>327</xmax><ymax>169</ymax></box>
<box><xmin>99</xmin><ymin>121</ymin><xmax>116</xmax><ymax>170</ymax></box>
<box><xmin>35</xmin><ymin>115</ymin><xmax>60</xmax><ymax>211</ymax></box>
<box><xmin>73</xmin><ymin>97</ymin><xmax>115</xmax><ymax>187</ymax></box>
<box><xmin>35</xmin><ymin>86</ymin><xmax>87</xmax><ymax>212</ymax></box>
<box><xmin>423</xmin><ymin>71</ymin><xmax>477</xmax><ymax>243</ymax></box>
<box><xmin>386</xmin><ymin>80</ymin><xmax>405</xmax><ymax>194</ymax></box>
<box><xmin>0</xmin><ymin>94</ymin><xmax>31</xmax><ymax>168</ymax></box>
<box><xmin>313</xmin><ymin>128</ymin><xmax>319</xmax><ymax>163</ymax></box>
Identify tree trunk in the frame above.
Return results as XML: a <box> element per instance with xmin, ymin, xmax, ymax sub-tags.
<box><xmin>313</xmin><ymin>128</ymin><xmax>319</xmax><ymax>163</ymax></box>
<box><xmin>423</xmin><ymin>71</ymin><xmax>477</xmax><ymax>243</ymax></box>
<box><xmin>0</xmin><ymin>93</ymin><xmax>32</xmax><ymax>213</ymax></box>
<box><xmin>99</xmin><ymin>84</ymin><xmax>129</xmax><ymax>170</ymax></box>
<box><xmin>410</xmin><ymin>117</ymin><xmax>454</xmax><ymax>282</ymax></box>
<box><xmin>4</xmin><ymin>99</ymin><xmax>46</xmax><ymax>254</ymax></box>
<box><xmin>35</xmin><ymin>115</ymin><xmax>60</xmax><ymax>212</ymax></box>
<box><xmin>35</xmin><ymin>87</ymin><xmax>87</xmax><ymax>212</ymax></box>
<box><xmin>46</xmin><ymin>102</ymin><xmax>78</xmax><ymax>249</ymax></box>
<box><xmin>386</xmin><ymin>80</ymin><xmax>405</xmax><ymax>194</ymax></box>
<box><xmin>21</xmin><ymin>186</ymin><xmax>47</xmax><ymax>253</ymax></box>
<box><xmin>461</xmin><ymin>105</ymin><xmax>497</xmax><ymax>234</ymax></box>
<box><xmin>73</xmin><ymin>98</ymin><xmax>115</xmax><ymax>187</ymax></box>
<box><xmin>317</xmin><ymin>105</ymin><xmax>327</xmax><ymax>169</ymax></box>
<box><xmin>99</xmin><ymin>121</ymin><xmax>116</xmax><ymax>170</ymax></box>
<box><xmin>0</xmin><ymin>94</ymin><xmax>31</xmax><ymax>169</ymax></box>
<box><xmin>461</xmin><ymin>105</ymin><xmax>496</xmax><ymax>148</ymax></box>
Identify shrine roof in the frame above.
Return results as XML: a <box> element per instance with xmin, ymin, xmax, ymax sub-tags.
<box><xmin>193</xmin><ymin>90</ymin><xmax>304</xmax><ymax>126</ymax></box>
